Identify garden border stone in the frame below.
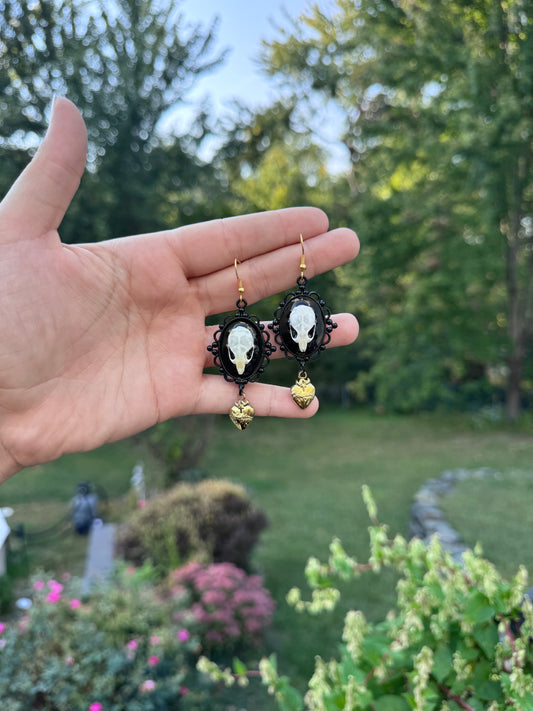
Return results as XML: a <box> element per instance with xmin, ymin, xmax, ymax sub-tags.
<box><xmin>82</xmin><ymin>521</ymin><xmax>116</xmax><ymax>595</ymax></box>
<box><xmin>409</xmin><ymin>467</ymin><xmax>501</xmax><ymax>562</ymax></box>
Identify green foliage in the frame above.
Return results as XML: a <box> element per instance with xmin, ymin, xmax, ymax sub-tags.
<box><xmin>145</xmin><ymin>416</ymin><xmax>215</xmax><ymax>488</ymax></box>
<box><xmin>0</xmin><ymin>0</ymin><xmax>226</xmax><ymax>241</ymax></box>
<box><xmin>0</xmin><ymin>574</ymin><xmax>13</xmax><ymax>615</ymax></box>
<box><xmin>202</xmin><ymin>488</ymin><xmax>533</xmax><ymax>709</ymax></box>
<box><xmin>269</xmin><ymin>490</ymin><xmax>533</xmax><ymax>710</ymax></box>
<box><xmin>263</xmin><ymin>0</ymin><xmax>533</xmax><ymax>416</ymax></box>
<box><xmin>0</xmin><ymin>568</ymin><xmax>201</xmax><ymax>710</ymax></box>
<box><xmin>116</xmin><ymin>479</ymin><xmax>268</xmax><ymax>574</ymax></box>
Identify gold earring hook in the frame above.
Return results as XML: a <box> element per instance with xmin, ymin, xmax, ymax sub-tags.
<box><xmin>234</xmin><ymin>258</ymin><xmax>245</xmax><ymax>301</ymax></box>
<box><xmin>299</xmin><ymin>234</ymin><xmax>306</xmax><ymax>278</ymax></box>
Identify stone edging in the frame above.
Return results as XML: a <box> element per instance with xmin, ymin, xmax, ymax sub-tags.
<box><xmin>409</xmin><ymin>467</ymin><xmax>501</xmax><ymax>562</ymax></box>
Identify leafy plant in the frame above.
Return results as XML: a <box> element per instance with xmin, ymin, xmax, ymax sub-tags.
<box><xmin>145</xmin><ymin>416</ymin><xmax>216</xmax><ymax>487</ymax></box>
<box><xmin>0</xmin><ymin>566</ymin><xmax>202</xmax><ymax>710</ymax></box>
<box><xmin>116</xmin><ymin>479</ymin><xmax>268</xmax><ymax>575</ymax></box>
<box><xmin>201</xmin><ymin>486</ymin><xmax>533</xmax><ymax>710</ymax></box>
<box><xmin>170</xmin><ymin>562</ymin><xmax>275</xmax><ymax>654</ymax></box>
<box><xmin>0</xmin><ymin>575</ymin><xmax>13</xmax><ymax>615</ymax></box>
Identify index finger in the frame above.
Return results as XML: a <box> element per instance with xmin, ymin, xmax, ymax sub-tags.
<box><xmin>171</xmin><ymin>206</ymin><xmax>329</xmax><ymax>278</ymax></box>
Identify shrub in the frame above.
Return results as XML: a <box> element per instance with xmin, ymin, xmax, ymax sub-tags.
<box><xmin>116</xmin><ymin>479</ymin><xmax>268</xmax><ymax>574</ymax></box>
<box><xmin>0</xmin><ymin>574</ymin><xmax>13</xmax><ymax>615</ymax></box>
<box><xmin>170</xmin><ymin>562</ymin><xmax>275</xmax><ymax>653</ymax></box>
<box><xmin>0</xmin><ymin>567</ymin><xmax>203</xmax><ymax>710</ymax></box>
<box><xmin>202</xmin><ymin>487</ymin><xmax>533</xmax><ymax>710</ymax></box>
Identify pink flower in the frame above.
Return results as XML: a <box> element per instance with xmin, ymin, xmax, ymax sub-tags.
<box><xmin>48</xmin><ymin>580</ymin><xmax>63</xmax><ymax>593</ymax></box>
<box><xmin>202</xmin><ymin>590</ymin><xmax>227</xmax><ymax>607</ymax></box>
<box><xmin>89</xmin><ymin>704</ymin><xmax>103</xmax><ymax>711</ymax></box>
<box><xmin>0</xmin><ymin>623</ymin><xmax>5</xmax><ymax>634</ymax></box>
<box><xmin>65</xmin><ymin>656</ymin><xmax>74</xmax><ymax>666</ymax></box>
<box><xmin>149</xmin><ymin>635</ymin><xmax>160</xmax><ymax>645</ymax></box>
<box><xmin>69</xmin><ymin>599</ymin><xmax>81</xmax><ymax>610</ymax></box>
<box><xmin>148</xmin><ymin>655</ymin><xmax>159</xmax><ymax>667</ymax></box>
<box><xmin>62</xmin><ymin>572</ymin><xmax>72</xmax><ymax>582</ymax></box>
<box><xmin>126</xmin><ymin>639</ymin><xmax>138</xmax><ymax>658</ymax></box>
<box><xmin>245</xmin><ymin>618</ymin><xmax>263</xmax><ymax>633</ymax></box>
<box><xmin>33</xmin><ymin>581</ymin><xmax>45</xmax><ymax>591</ymax></box>
<box><xmin>140</xmin><ymin>679</ymin><xmax>156</xmax><ymax>693</ymax></box>
<box><xmin>180</xmin><ymin>686</ymin><xmax>189</xmax><ymax>696</ymax></box>
<box><xmin>137</xmin><ymin>499</ymin><xmax>146</xmax><ymax>509</ymax></box>
<box><xmin>126</xmin><ymin>566</ymin><xmax>136</xmax><ymax>575</ymax></box>
<box><xmin>47</xmin><ymin>591</ymin><xmax>61</xmax><ymax>603</ymax></box>
<box><xmin>177</xmin><ymin>629</ymin><xmax>190</xmax><ymax>642</ymax></box>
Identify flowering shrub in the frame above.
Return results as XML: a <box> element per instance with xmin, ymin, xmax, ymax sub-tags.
<box><xmin>201</xmin><ymin>487</ymin><xmax>533</xmax><ymax>710</ymax></box>
<box><xmin>116</xmin><ymin>479</ymin><xmax>268</xmax><ymax>575</ymax></box>
<box><xmin>0</xmin><ymin>566</ymin><xmax>203</xmax><ymax>710</ymax></box>
<box><xmin>170</xmin><ymin>562</ymin><xmax>275</xmax><ymax>652</ymax></box>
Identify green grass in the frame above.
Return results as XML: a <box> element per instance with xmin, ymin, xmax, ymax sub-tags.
<box><xmin>0</xmin><ymin>439</ymin><xmax>165</xmax><ymax>505</ymax></box>
<box><xmin>204</xmin><ymin>409</ymin><xmax>533</xmax><ymax>689</ymax></box>
<box><xmin>1</xmin><ymin>409</ymin><xmax>532</xmax><ymax>706</ymax></box>
<box><xmin>442</xmin><ymin>469</ymin><xmax>533</xmax><ymax>580</ymax></box>
<box><xmin>0</xmin><ymin>438</ymin><xmax>165</xmax><ymax>584</ymax></box>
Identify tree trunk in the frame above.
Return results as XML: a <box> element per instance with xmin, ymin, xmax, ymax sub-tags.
<box><xmin>506</xmin><ymin>353</ymin><xmax>523</xmax><ymax>422</ymax></box>
<box><xmin>503</xmin><ymin>155</ymin><xmax>530</xmax><ymax>422</ymax></box>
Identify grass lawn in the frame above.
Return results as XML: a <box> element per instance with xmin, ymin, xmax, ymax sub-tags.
<box><xmin>442</xmin><ymin>469</ymin><xmax>533</xmax><ymax>580</ymax></box>
<box><xmin>204</xmin><ymin>409</ymin><xmax>533</xmax><ymax>693</ymax></box>
<box><xmin>0</xmin><ymin>409</ymin><xmax>531</xmax><ymax>708</ymax></box>
<box><xmin>0</xmin><ymin>439</ymin><xmax>165</xmax><ymax>585</ymax></box>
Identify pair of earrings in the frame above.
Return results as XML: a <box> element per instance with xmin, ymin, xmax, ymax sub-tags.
<box><xmin>208</xmin><ymin>235</ymin><xmax>337</xmax><ymax>430</ymax></box>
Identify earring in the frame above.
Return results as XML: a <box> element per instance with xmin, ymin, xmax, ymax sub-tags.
<box><xmin>208</xmin><ymin>259</ymin><xmax>276</xmax><ymax>430</ymax></box>
<box><xmin>270</xmin><ymin>235</ymin><xmax>337</xmax><ymax>409</ymax></box>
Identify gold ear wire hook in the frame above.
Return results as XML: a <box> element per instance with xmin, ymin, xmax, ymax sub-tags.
<box><xmin>299</xmin><ymin>234</ymin><xmax>306</xmax><ymax>278</ymax></box>
<box><xmin>234</xmin><ymin>258</ymin><xmax>245</xmax><ymax>301</ymax></box>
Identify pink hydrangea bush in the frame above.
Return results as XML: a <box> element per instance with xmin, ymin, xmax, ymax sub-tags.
<box><xmin>170</xmin><ymin>562</ymin><xmax>275</xmax><ymax>651</ymax></box>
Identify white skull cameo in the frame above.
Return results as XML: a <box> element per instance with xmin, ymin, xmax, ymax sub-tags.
<box><xmin>227</xmin><ymin>325</ymin><xmax>255</xmax><ymax>375</ymax></box>
<box><xmin>289</xmin><ymin>303</ymin><xmax>316</xmax><ymax>352</ymax></box>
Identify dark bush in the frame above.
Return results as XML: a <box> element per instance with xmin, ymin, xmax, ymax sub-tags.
<box><xmin>116</xmin><ymin>479</ymin><xmax>268</xmax><ymax>574</ymax></box>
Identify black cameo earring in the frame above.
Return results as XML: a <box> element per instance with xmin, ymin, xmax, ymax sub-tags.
<box><xmin>270</xmin><ymin>234</ymin><xmax>337</xmax><ymax>409</ymax></box>
<box><xmin>208</xmin><ymin>259</ymin><xmax>275</xmax><ymax>430</ymax></box>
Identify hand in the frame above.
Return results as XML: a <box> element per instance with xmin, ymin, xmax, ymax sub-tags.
<box><xmin>0</xmin><ymin>98</ymin><xmax>359</xmax><ymax>481</ymax></box>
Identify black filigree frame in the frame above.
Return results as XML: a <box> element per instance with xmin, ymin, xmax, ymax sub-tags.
<box><xmin>207</xmin><ymin>299</ymin><xmax>276</xmax><ymax>395</ymax></box>
<box><xmin>269</xmin><ymin>276</ymin><xmax>337</xmax><ymax>370</ymax></box>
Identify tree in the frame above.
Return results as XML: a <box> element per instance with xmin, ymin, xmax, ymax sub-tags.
<box><xmin>211</xmin><ymin>100</ymin><xmax>362</xmax><ymax>397</ymax></box>
<box><xmin>0</xmin><ymin>0</ymin><xmax>224</xmax><ymax>242</ymax></box>
<box><xmin>263</xmin><ymin>0</ymin><xmax>533</xmax><ymax>417</ymax></box>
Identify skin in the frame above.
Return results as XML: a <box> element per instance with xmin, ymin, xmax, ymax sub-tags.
<box><xmin>0</xmin><ymin>97</ymin><xmax>359</xmax><ymax>482</ymax></box>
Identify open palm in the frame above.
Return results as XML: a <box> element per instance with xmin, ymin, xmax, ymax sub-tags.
<box><xmin>0</xmin><ymin>98</ymin><xmax>359</xmax><ymax>480</ymax></box>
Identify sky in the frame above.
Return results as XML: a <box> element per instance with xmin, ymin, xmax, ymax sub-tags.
<box><xmin>179</xmin><ymin>0</ymin><xmax>312</xmax><ymax>112</ymax></box>
<box><xmin>163</xmin><ymin>0</ymin><xmax>349</xmax><ymax>171</ymax></box>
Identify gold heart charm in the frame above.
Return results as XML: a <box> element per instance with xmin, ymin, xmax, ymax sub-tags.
<box><xmin>291</xmin><ymin>374</ymin><xmax>315</xmax><ymax>409</ymax></box>
<box><xmin>229</xmin><ymin>398</ymin><xmax>255</xmax><ymax>430</ymax></box>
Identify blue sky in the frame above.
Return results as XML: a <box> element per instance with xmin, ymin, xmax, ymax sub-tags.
<box><xmin>162</xmin><ymin>0</ymin><xmax>349</xmax><ymax>171</ymax></box>
<box><xmin>179</xmin><ymin>0</ymin><xmax>313</xmax><ymax>112</ymax></box>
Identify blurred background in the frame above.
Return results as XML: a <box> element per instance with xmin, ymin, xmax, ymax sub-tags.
<box><xmin>2</xmin><ymin>0</ymin><xmax>532</xmax><ymax>416</ymax></box>
<box><xmin>1</xmin><ymin>0</ymin><xmax>532</xmax><ymax>707</ymax></box>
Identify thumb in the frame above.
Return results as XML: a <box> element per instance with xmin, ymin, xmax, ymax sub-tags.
<box><xmin>0</xmin><ymin>97</ymin><xmax>88</xmax><ymax>242</ymax></box>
